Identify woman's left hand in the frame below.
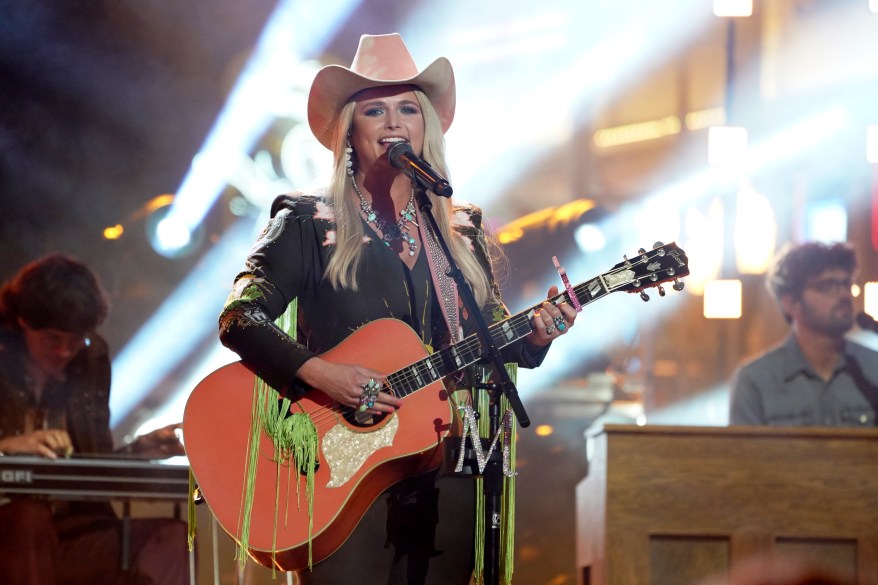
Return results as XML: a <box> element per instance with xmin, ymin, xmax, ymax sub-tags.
<box><xmin>526</xmin><ymin>285</ymin><xmax>577</xmax><ymax>348</ymax></box>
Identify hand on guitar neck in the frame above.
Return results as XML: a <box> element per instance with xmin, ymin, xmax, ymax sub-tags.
<box><xmin>525</xmin><ymin>284</ymin><xmax>578</xmax><ymax>347</ymax></box>
<box><xmin>296</xmin><ymin>283</ymin><xmax>575</xmax><ymax>416</ymax></box>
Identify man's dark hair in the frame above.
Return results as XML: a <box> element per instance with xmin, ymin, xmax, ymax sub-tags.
<box><xmin>766</xmin><ymin>241</ymin><xmax>856</xmax><ymax>322</ymax></box>
<box><xmin>0</xmin><ymin>254</ymin><xmax>109</xmax><ymax>334</ymax></box>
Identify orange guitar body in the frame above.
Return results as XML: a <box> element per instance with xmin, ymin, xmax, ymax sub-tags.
<box><xmin>183</xmin><ymin>319</ymin><xmax>453</xmax><ymax>571</ymax></box>
<box><xmin>183</xmin><ymin>242</ymin><xmax>691</xmax><ymax>571</ymax></box>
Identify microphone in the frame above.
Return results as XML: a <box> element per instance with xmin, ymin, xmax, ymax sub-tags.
<box><xmin>857</xmin><ymin>312</ymin><xmax>878</xmax><ymax>334</ymax></box>
<box><xmin>387</xmin><ymin>142</ymin><xmax>453</xmax><ymax>197</ymax></box>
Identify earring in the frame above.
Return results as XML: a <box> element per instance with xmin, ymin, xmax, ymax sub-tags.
<box><xmin>345</xmin><ymin>143</ymin><xmax>355</xmax><ymax>176</ymax></box>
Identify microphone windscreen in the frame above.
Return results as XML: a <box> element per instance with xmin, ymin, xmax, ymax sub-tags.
<box><xmin>387</xmin><ymin>142</ymin><xmax>414</xmax><ymax>170</ymax></box>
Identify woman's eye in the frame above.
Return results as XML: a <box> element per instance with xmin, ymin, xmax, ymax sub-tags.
<box><xmin>364</xmin><ymin>107</ymin><xmax>384</xmax><ymax>116</ymax></box>
<box><xmin>400</xmin><ymin>106</ymin><xmax>419</xmax><ymax>114</ymax></box>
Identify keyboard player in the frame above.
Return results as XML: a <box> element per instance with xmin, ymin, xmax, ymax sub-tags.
<box><xmin>0</xmin><ymin>255</ymin><xmax>187</xmax><ymax>585</ymax></box>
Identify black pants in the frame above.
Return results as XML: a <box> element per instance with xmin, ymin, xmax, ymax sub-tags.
<box><xmin>297</xmin><ymin>469</ymin><xmax>475</xmax><ymax>585</ymax></box>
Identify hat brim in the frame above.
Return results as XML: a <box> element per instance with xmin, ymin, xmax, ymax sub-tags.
<box><xmin>307</xmin><ymin>57</ymin><xmax>455</xmax><ymax>150</ymax></box>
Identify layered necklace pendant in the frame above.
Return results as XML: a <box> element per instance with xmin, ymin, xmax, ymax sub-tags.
<box><xmin>352</xmin><ymin>176</ymin><xmax>418</xmax><ymax>256</ymax></box>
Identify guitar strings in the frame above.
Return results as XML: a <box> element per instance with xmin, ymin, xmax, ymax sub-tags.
<box><xmin>292</xmin><ymin>251</ymin><xmax>670</xmax><ymax>431</ymax></box>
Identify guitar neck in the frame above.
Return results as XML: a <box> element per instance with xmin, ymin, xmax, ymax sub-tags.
<box><xmin>385</xmin><ymin>271</ymin><xmax>617</xmax><ymax>399</ymax></box>
<box><xmin>385</xmin><ymin>242</ymin><xmax>688</xmax><ymax>399</ymax></box>
<box><xmin>387</xmin><ymin>242</ymin><xmax>689</xmax><ymax>398</ymax></box>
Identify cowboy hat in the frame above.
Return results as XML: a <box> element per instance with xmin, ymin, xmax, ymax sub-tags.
<box><xmin>307</xmin><ymin>33</ymin><xmax>456</xmax><ymax>149</ymax></box>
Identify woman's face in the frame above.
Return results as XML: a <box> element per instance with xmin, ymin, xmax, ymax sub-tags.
<box><xmin>349</xmin><ymin>85</ymin><xmax>425</xmax><ymax>174</ymax></box>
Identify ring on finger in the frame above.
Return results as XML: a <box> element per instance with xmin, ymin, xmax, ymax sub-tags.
<box><xmin>545</xmin><ymin>324</ymin><xmax>556</xmax><ymax>335</ymax></box>
<box><xmin>359</xmin><ymin>378</ymin><xmax>381</xmax><ymax>412</ymax></box>
<box><xmin>553</xmin><ymin>315</ymin><xmax>567</xmax><ymax>332</ymax></box>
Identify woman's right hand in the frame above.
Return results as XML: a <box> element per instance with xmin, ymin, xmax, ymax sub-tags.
<box><xmin>296</xmin><ymin>357</ymin><xmax>402</xmax><ymax>415</ymax></box>
<box><xmin>0</xmin><ymin>429</ymin><xmax>73</xmax><ymax>459</ymax></box>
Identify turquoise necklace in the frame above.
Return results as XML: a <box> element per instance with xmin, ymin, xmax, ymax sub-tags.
<box><xmin>351</xmin><ymin>175</ymin><xmax>418</xmax><ymax>256</ymax></box>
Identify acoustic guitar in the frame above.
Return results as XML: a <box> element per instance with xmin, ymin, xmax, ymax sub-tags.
<box><xmin>183</xmin><ymin>242</ymin><xmax>689</xmax><ymax>570</ymax></box>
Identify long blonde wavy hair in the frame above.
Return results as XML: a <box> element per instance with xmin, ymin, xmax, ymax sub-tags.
<box><xmin>323</xmin><ymin>88</ymin><xmax>491</xmax><ymax>308</ymax></box>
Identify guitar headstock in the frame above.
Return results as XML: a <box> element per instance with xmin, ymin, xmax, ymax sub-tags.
<box><xmin>607</xmin><ymin>242</ymin><xmax>690</xmax><ymax>301</ymax></box>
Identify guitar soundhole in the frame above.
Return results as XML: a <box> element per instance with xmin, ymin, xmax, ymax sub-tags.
<box><xmin>346</xmin><ymin>407</ymin><xmax>388</xmax><ymax>427</ymax></box>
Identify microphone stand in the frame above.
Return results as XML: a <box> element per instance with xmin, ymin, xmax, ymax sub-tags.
<box><xmin>413</xmin><ymin>185</ymin><xmax>530</xmax><ymax>585</ymax></box>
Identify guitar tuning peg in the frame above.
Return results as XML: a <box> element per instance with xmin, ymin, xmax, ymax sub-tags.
<box><xmin>640</xmin><ymin>290</ymin><xmax>650</xmax><ymax>302</ymax></box>
<box><xmin>652</xmin><ymin>241</ymin><xmax>665</xmax><ymax>249</ymax></box>
<box><xmin>623</xmin><ymin>254</ymin><xmax>631</xmax><ymax>267</ymax></box>
<box><xmin>672</xmin><ymin>279</ymin><xmax>685</xmax><ymax>292</ymax></box>
<box><xmin>658</xmin><ymin>285</ymin><xmax>666</xmax><ymax>297</ymax></box>
<box><xmin>638</xmin><ymin>248</ymin><xmax>647</xmax><ymax>255</ymax></box>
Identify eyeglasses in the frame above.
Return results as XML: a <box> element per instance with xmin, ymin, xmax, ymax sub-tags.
<box><xmin>806</xmin><ymin>278</ymin><xmax>854</xmax><ymax>296</ymax></box>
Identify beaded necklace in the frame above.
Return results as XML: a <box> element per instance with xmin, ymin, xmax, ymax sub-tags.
<box><xmin>351</xmin><ymin>175</ymin><xmax>418</xmax><ymax>256</ymax></box>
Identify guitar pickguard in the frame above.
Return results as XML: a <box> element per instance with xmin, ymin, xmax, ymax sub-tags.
<box><xmin>322</xmin><ymin>414</ymin><xmax>399</xmax><ymax>487</ymax></box>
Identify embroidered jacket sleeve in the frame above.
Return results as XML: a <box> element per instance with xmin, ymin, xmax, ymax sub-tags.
<box><xmin>219</xmin><ymin>195</ymin><xmax>324</xmax><ymax>397</ymax></box>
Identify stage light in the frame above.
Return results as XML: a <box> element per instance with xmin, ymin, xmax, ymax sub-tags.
<box><xmin>683</xmin><ymin>199</ymin><xmax>724</xmax><ymax>296</ymax></box>
<box><xmin>574</xmin><ymin>223</ymin><xmax>606</xmax><ymax>252</ymax></box>
<box><xmin>865</xmin><ymin>282</ymin><xmax>878</xmax><ymax>318</ymax></box>
<box><xmin>708</xmin><ymin>126</ymin><xmax>748</xmax><ymax>169</ymax></box>
<box><xmin>593</xmin><ymin>116</ymin><xmax>681</xmax><ymax>148</ymax></box>
<box><xmin>703</xmin><ymin>279</ymin><xmax>742</xmax><ymax>319</ymax></box>
<box><xmin>589</xmin><ymin>108</ymin><xmax>725</xmax><ymax>148</ymax></box>
<box><xmin>868</xmin><ymin>125</ymin><xmax>878</xmax><ymax>163</ymax></box>
<box><xmin>713</xmin><ymin>0</ymin><xmax>753</xmax><ymax>17</ymax></box>
<box><xmin>144</xmin><ymin>201</ymin><xmax>202</xmax><ymax>259</ymax></box>
<box><xmin>685</xmin><ymin>108</ymin><xmax>726</xmax><ymax>131</ymax></box>
<box><xmin>103</xmin><ymin>224</ymin><xmax>124</xmax><ymax>240</ymax></box>
<box><xmin>734</xmin><ymin>183</ymin><xmax>776</xmax><ymax>274</ymax></box>
<box><xmin>871</xmin><ymin>0</ymin><xmax>878</xmax><ymax>13</ymax></box>
<box><xmin>804</xmin><ymin>198</ymin><xmax>847</xmax><ymax>243</ymax></box>
<box><xmin>535</xmin><ymin>425</ymin><xmax>554</xmax><ymax>437</ymax></box>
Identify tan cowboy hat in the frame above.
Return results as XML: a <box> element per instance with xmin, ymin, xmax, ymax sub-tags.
<box><xmin>307</xmin><ymin>33</ymin><xmax>456</xmax><ymax>149</ymax></box>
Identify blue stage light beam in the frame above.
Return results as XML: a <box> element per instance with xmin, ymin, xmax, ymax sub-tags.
<box><xmin>159</xmin><ymin>0</ymin><xmax>360</xmax><ymax>252</ymax></box>
<box><xmin>109</xmin><ymin>217</ymin><xmax>258</xmax><ymax>426</ymax></box>
<box><xmin>645</xmin><ymin>384</ymin><xmax>730</xmax><ymax>426</ymax></box>
<box><xmin>399</xmin><ymin>0</ymin><xmax>715</xmax><ymax>213</ymax></box>
<box><xmin>110</xmin><ymin>0</ymin><xmax>361</xmax><ymax>428</ymax></box>
<box><xmin>131</xmin><ymin>342</ymin><xmax>243</xmax><ymax>439</ymax></box>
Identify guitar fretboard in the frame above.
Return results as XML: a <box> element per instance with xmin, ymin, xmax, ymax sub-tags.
<box><xmin>381</xmin><ymin>242</ymin><xmax>689</xmax><ymax>399</ymax></box>
<box><xmin>386</xmin><ymin>274</ymin><xmax>614</xmax><ymax>398</ymax></box>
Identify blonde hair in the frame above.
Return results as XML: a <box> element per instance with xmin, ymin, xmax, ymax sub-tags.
<box><xmin>324</xmin><ymin>89</ymin><xmax>491</xmax><ymax>307</ymax></box>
